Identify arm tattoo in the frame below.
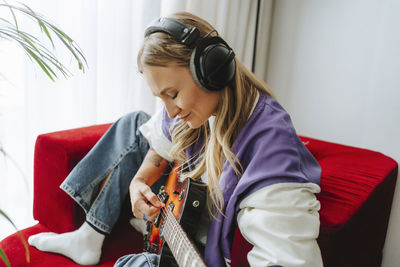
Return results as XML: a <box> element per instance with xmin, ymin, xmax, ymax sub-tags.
<box><xmin>147</xmin><ymin>154</ymin><xmax>163</xmax><ymax>168</ymax></box>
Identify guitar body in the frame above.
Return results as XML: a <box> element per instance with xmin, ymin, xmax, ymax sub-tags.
<box><xmin>143</xmin><ymin>164</ymin><xmax>208</xmax><ymax>267</ymax></box>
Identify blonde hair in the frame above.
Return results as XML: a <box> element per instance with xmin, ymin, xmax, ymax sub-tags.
<box><xmin>138</xmin><ymin>12</ymin><xmax>274</xmax><ymax>217</ymax></box>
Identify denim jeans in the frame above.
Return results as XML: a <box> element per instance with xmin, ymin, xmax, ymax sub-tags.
<box><xmin>60</xmin><ymin>111</ymin><xmax>151</xmax><ymax>234</ymax></box>
<box><xmin>114</xmin><ymin>253</ymin><xmax>159</xmax><ymax>267</ymax></box>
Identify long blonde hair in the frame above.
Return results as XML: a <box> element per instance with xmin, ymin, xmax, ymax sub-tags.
<box><xmin>138</xmin><ymin>12</ymin><xmax>274</xmax><ymax>217</ymax></box>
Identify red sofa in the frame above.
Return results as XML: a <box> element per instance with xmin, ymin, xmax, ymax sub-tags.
<box><xmin>0</xmin><ymin>124</ymin><xmax>398</xmax><ymax>267</ymax></box>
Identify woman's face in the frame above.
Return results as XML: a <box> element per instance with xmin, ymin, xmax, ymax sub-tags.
<box><xmin>143</xmin><ymin>65</ymin><xmax>221</xmax><ymax>129</ymax></box>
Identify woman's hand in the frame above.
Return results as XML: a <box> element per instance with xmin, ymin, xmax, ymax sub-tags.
<box><xmin>129</xmin><ymin>150</ymin><xmax>169</xmax><ymax>221</ymax></box>
<box><xmin>129</xmin><ymin>177</ymin><xmax>164</xmax><ymax>222</ymax></box>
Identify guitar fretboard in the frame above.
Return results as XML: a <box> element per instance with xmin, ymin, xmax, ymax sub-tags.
<box><xmin>162</xmin><ymin>208</ymin><xmax>207</xmax><ymax>267</ymax></box>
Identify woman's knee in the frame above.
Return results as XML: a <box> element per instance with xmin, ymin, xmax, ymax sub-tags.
<box><xmin>123</xmin><ymin>111</ymin><xmax>150</xmax><ymax>125</ymax></box>
<box><xmin>114</xmin><ymin>253</ymin><xmax>159</xmax><ymax>267</ymax></box>
<box><xmin>114</xmin><ymin>111</ymin><xmax>150</xmax><ymax>134</ymax></box>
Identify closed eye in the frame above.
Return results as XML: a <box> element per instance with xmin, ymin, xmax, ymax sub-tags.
<box><xmin>171</xmin><ymin>92</ymin><xmax>178</xmax><ymax>99</ymax></box>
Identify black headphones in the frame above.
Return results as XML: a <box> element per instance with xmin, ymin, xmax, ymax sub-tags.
<box><xmin>144</xmin><ymin>17</ymin><xmax>236</xmax><ymax>92</ymax></box>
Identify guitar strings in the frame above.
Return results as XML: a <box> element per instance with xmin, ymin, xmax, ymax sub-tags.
<box><xmin>153</xmin><ymin>204</ymin><xmax>206</xmax><ymax>266</ymax></box>
<box><xmin>163</xmin><ymin>208</ymin><xmax>205</xmax><ymax>266</ymax></box>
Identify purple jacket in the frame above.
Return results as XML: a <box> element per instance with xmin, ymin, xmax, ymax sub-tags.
<box><xmin>161</xmin><ymin>93</ymin><xmax>321</xmax><ymax>266</ymax></box>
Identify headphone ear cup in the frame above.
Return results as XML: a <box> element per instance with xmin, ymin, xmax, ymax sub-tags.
<box><xmin>190</xmin><ymin>37</ymin><xmax>236</xmax><ymax>92</ymax></box>
<box><xmin>190</xmin><ymin>48</ymin><xmax>208</xmax><ymax>92</ymax></box>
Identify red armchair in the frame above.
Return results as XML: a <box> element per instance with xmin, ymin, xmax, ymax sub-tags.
<box><xmin>0</xmin><ymin>124</ymin><xmax>398</xmax><ymax>267</ymax></box>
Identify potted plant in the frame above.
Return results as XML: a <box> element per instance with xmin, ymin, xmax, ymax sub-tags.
<box><xmin>0</xmin><ymin>1</ymin><xmax>87</xmax><ymax>266</ymax></box>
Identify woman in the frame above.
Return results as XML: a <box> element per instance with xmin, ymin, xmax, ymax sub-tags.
<box><xmin>29</xmin><ymin>12</ymin><xmax>323</xmax><ymax>267</ymax></box>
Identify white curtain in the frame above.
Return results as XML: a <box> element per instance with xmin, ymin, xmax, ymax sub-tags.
<box><xmin>0</xmin><ymin>0</ymin><xmax>162</xmax><ymax>239</ymax></box>
<box><xmin>0</xmin><ymin>0</ymin><xmax>274</xmax><ymax>239</ymax></box>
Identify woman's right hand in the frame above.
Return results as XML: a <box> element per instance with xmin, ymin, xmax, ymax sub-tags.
<box><xmin>129</xmin><ymin>177</ymin><xmax>164</xmax><ymax>222</ymax></box>
<box><xmin>129</xmin><ymin>150</ymin><xmax>169</xmax><ymax>221</ymax></box>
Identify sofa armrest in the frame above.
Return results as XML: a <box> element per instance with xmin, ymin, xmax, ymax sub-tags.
<box><xmin>33</xmin><ymin>124</ymin><xmax>111</xmax><ymax>233</ymax></box>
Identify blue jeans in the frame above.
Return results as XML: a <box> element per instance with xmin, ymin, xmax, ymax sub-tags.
<box><xmin>60</xmin><ymin>111</ymin><xmax>151</xmax><ymax>234</ymax></box>
<box><xmin>114</xmin><ymin>253</ymin><xmax>159</xmax><ymax>267</ymax></box>
<box><xmin>60</xmin><ymin>111</ymin><xmax>163</xmax><ymax>266</ymax></box>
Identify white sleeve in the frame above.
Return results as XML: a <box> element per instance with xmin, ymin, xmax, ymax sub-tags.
<box><xmin>237</xmin><ymin>182</ymin><xmax>323</xmax><ymax>267</ymax></box>
<box><xmin>139</xmin><ymin>109</ymin><xmax>173</xmax><ymax>162</ymax></box>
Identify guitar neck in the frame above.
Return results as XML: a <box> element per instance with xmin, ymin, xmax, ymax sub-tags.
<box><xmin>162</xmin><ymin>209</ymin><xmax>207</xmax><ymax>267</ymax></box>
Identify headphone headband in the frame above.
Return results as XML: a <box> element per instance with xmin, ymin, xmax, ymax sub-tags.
<box><xmin>144</xmin><ymin>17</ymin><xmax>200</xmax><ymax>46</ymax></box>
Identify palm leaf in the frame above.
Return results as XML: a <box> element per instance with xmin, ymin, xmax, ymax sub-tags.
<box><xmin>4</xmin><ymin>0</ymin><xmax>18</xmax><ymax>30</ymax></box>
<box><xmin>0</xmin><ymin>247</ymin><xmax>11</xmax><ymax>267</ymax></box>
<box><xmin>18</xmin><ymin>2</ymin><xmax>55</xmax><ymax>48</ymax></box>
<box><xmin>39</xmin><ymin>21</ymin><xmax>54</xmax><ymax>47</ymax></box>
<box><xmin>15</xmin><ymin>2</ymin><xmax>87</xmax><ymax>68</ymax></box>
<box><xmin>0</xmin><ymin>209</ymin><xmax>30</xmax><ymax>265</ymax></box>
<box><xmin>0</xmin><ymin>27</ymin><xmax>60</xmax><ymax>80</ymax></box>
<box><xmin>0</xmin><ymin>1</ymin><xmax>87</xmax><ymax>81</ymax></box>
<box><xmin>25</xmin><ymin>47</ymin><xmax>57</xmax><ymax>81</ymax></box>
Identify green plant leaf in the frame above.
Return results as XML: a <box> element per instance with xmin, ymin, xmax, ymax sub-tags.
<box><xmin>0</xmin><ymin>209</ymin><xmax>18</xmax><ymax>233</ymax></box>
<box><xmin>39</xmin><ymin>21</ymin><xmax>54</xmax><ymax>47</ymax></box>
<box><xmin>25</xmin><ymin>47</ymin><xmax>56</xmax><ymax>81</ymax></box>
<box><xmin>0</xmin><ymin>209</ymin><xmax>30</xmax><ymax>264</ymax></box>
<box><xmin>3</xmin><ymin>27</ymin><xmax>71</xmax><ymax>77</ymax></box>
<box><xmin>0</xmin><ymin>1</ymin><xmax>87</xmax><ymax>81</ymax></box>
<box><xmin>0</xmin><ymin>17</ymin><xmax>11</xmax><ymax>25</ymax></box>
<box><xmin>0</xmin><ymin>247</ymin><xmax>11</xmax><ymax>267</ymax></box>
<box><xmin>18</xmin><ymin>2</ymin><xmax>54</xmax><ymax>48</ymax></box>
<box><xmin>48</xmin><ymin>25</ymin><xmax>87</xmax><ymax>71</ymax></box>
<box><xmin>49</xmin><ymin>24</ymin><xmax>74</xmax><ymax>43</ymax></box>
<box><xmin>0</xmin><ymin>28</ymin><xmax>59</xmax><ymax>81</ymax></box>
<box><xmin>4</xmin><ymin>0</ymin><xmax>18</xmax><ymax>30</ymax></box>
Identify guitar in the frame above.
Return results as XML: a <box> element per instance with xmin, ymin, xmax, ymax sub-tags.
<box><xmin>143</xmin><ymin>164</ymin><xmax>208</xmax><ymax>267</ymax></box>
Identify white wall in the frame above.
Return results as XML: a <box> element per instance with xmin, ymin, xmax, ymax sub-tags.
<box><xmin>265</xmin><ymin>1</ymin><xmax>400</xmax><ymax>266</ymax></box>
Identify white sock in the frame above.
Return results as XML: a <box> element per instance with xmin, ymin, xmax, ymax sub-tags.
<box><xmin>28</xmin><ymin>222</ymin><xmax>105</xmax><ymax>265</ymax></box>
